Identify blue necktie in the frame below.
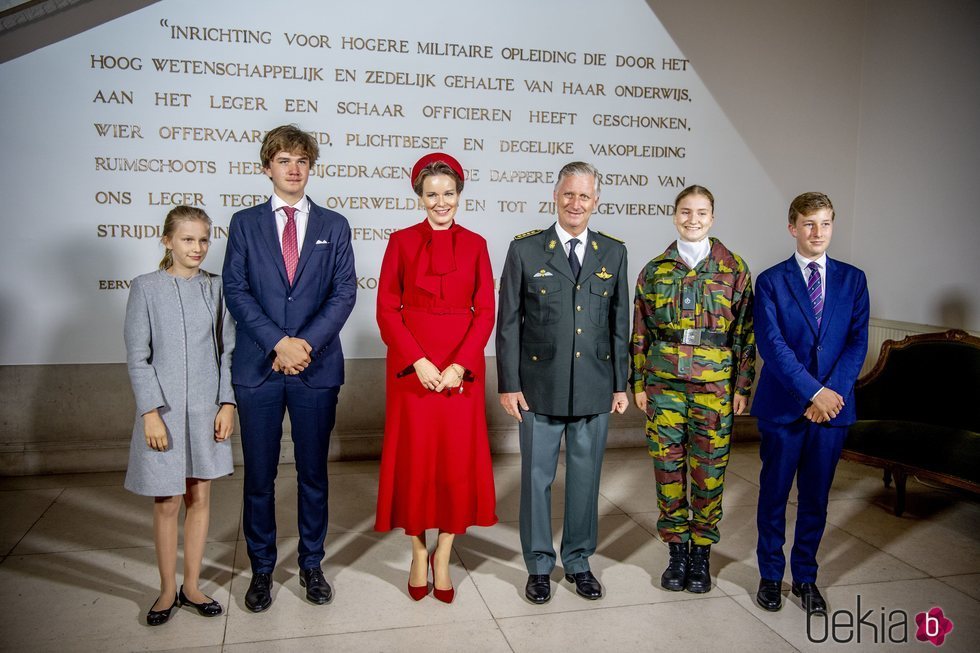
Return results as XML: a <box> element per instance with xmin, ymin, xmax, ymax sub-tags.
<box><xmin>807</xmin><ymin>261</ymin><xmax>823</xmax><ymax>325</ymax></box>
<box><xmin>568</xmin><ymin>238</ymin><xmax>581</xmax><ymax>279</ymax></box>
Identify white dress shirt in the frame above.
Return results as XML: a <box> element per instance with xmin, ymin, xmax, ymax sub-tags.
<box><xmin>270</xmin><ymin>193</ymin><xmax>310</xmax><ymax>254</ymax></box>
<box><xmin>676</xmin><ymin>237</ymin><xmax>711</xmax><ymax>270</ymax></box>
<box><xmin>555</xmin><ymin>222</ymin><xmax>587</xmax><ymax>266</ymax></box>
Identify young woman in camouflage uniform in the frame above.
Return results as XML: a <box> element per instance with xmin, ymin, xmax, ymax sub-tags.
<box><xmin>631</xmin><ymin>185</ymin><xmax>756</xmax><ymax>593</ymax></box>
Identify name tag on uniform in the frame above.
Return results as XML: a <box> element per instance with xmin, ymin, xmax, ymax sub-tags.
<box><xmin>532</xmin><ymin>269</ymin><xmax>554</xmax><ymax>278</ymax></box>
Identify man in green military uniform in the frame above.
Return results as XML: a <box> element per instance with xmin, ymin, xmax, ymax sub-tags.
<box><xmin>497</xmin><ymin>161</ymin><xmax>630</xmax><ymax>604</ymax></box>
<box><xmin>631</xmin><ymin>185</ymin><xmax>755</xmax><ymax>594</ymax></box>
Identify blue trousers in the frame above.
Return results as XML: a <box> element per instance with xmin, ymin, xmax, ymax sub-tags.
<box><xmin>756</xmin><ymin>417</ymin><xmax>847</xmax><ymax>583</ymax></box>
<box><xmin>236</xmin><ymin>375</ymin><xmax>339</xmax><ymax>573</ymax></box>
<box><xmin>519</xmin><ymin>411</ymin><xmax>609</xmax><ymax>575</ymax></box>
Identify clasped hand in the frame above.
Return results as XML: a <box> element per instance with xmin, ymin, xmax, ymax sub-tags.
<box><xmin>805</xmin><ymin>387</ymin><xmax>845</xmax><ymax>423</ymax></box>
<box><xmin>273</xmin><ymin>336</ymin><xmax>312</xmax><ymax>375</ymax></box>
<box><xmin>414</xmin><ymin>357</ymin><xmax>464</xmax><ymax>393</ymax></box>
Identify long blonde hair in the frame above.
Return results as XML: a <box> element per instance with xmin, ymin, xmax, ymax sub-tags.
<box><xmin>159</xmin><ymin>205</ymin><xmax>212</xmax><ymax>270</ymax></box>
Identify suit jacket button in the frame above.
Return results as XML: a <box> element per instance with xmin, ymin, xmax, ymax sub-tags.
<box><xmin>817</xmin><ymin>345</ymin><xmax>823</xmax><ymax>351</ymax></box>
<box><xmin>287</xmin><ymin>296</ymin><xmax>293</xmax><ymax>301</ymax></box>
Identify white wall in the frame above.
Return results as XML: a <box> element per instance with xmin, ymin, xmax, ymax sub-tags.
<box><xmin>853</xmin><ymin>0</ymin><xmax>980</xmax><ymax>330</ymax></box>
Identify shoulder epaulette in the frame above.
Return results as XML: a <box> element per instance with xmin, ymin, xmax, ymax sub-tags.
<box><xmin>514</xmin><ymin>229</ymin><xmax>543</xmax><ymax>240</ymax></box>
<box><xmin>597</xmin><ymin>231</ymin><xmax>624</xmax><ymax>243</ymax></box>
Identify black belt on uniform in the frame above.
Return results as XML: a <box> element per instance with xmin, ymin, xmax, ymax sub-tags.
<box><xmin>654</xmin><ymin>328</ymin><xmax>730</xmax><ymax>347</ymax></box>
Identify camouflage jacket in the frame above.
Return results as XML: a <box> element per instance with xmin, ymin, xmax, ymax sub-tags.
<box><xmin>631</xmin><ymin>238</ymin><xmax>756</xmax><ymax>395</ymax></box>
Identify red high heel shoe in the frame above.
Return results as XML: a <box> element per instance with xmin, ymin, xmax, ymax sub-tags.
<box><xmin>408</xmin><ymin>553</ymin><xmax>430</xmax><ymax>601</ymax></box>
<box><xmin>430</xmin><ymin>552</ymin><xmax>455</xmax><ymax>604</ymax></box>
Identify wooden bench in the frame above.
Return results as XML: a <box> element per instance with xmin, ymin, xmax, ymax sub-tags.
<box><xmin>841</xmin><ymin>329</ymin><xmax>980</xmax><ymax>516</ymax></box>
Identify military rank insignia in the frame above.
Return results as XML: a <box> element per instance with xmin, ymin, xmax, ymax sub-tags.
<box><xmin>548</xmin><ymin>239</ymin><xmax>557</xmax><ymax>250</ymax></box>
<box><xmin>595</xmin><ymin>267</ymin><xmax>613</xmax><ymax>280</ymax></box>
<box><xmin>514</xmin><ymin>229</ymin><xmax>542</xmax><ymax>240</ymax></box>
<box><xmin>592</xmin><ymin>240</ymin><xmax>599</xmax><ymax>251</ymax></box>
<box><xmin>532</xmin><ymin>269</ymin><xmax>554</xmax><ymax>277</ymax></box>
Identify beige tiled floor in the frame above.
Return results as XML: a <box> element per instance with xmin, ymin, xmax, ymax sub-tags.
<box><xmin>1</xmin><ymin>442</ymin><xmax>978</xmax><ymax>652</ymax></box>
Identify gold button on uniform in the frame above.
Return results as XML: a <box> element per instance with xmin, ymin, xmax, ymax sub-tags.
<box><xmin>575</xmin><ymin>352</ymin><xmax>581</xmax><ymax>358</ymax></box>
<box><xmin>576</xmin><ymin>305</ymin><xmax>582</xmax><ymax>311</ymax></box>
<box><xmin>531</xmin><ymin>355</ymin><xmax>538</xmax><ymax>361</ymax></box>
<box><xmin>540</xmin><ymin>288</ymin><xmax>546</xmax><ymax>294</ymax></box>
<box><xmin>603</xmin><ymin>290</ymin><xmax>608</xmax><ymax>296</ymax></box>
<box><xmin>576</xmin><ymin>284</ymin><xmax>581</xmax><ymax>290</ymax></box>
<box><xmin>576</xmin><ymin>328</ymin><xmax>582</xmax><ymax>334</ymax></box>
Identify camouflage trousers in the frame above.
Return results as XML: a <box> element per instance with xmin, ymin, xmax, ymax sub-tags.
<box><xmin>644</xmin><ymin>378</ymin><xmax>734</xmax><ymax>545</ymax></box>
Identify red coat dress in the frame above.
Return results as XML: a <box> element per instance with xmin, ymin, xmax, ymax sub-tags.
<box><xmin>374</xmin><ymin>220</ymin><xmax>498</xmax><ymax>534</ymax></box>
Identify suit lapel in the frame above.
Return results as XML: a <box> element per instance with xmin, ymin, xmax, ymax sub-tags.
<box><xmin>818</xmin><ymin>258</ymin><xmax>841</xmax><ymax>338</ymax></box>
<box><xmin>543</xmin><ymin>224</ymin><xmax>576</xmax><ymax>282</ymax></box>
<box><xmin>292</xmin><ymin>200</ymin><xmax>325</xmax><ymax>286</ymax></box>
<box><xmin>579</xmin><ymin>230</ymin><xmax>607</xmax><ymax>282</ymax></box>
<box><xmin>258</xmin><ymin>200</ymin><xmax>289</xmax><ymax>287</ymax></box>
<box><xmin>783</xmin><ymin>257</ymin><xmax>819</xmax><ymax>335</ymax></box>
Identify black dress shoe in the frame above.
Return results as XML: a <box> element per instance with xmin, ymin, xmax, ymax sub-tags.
<box><xmin>661</xmin><ymin>541</ymin><xmax>689</xmax><ymax>591</ymax></box>
<box><xmin>146</xmin><ymin>594</ymin><xmax>179</xmax><ymax>626</ymax></box>
<box><xmin>685</xmin><ymin>544</ymin><xmax>712</xmax><ymax>593</ymax></box>
<box><xmin>245</xmin><ymin>572</ymin><xmax>272</xmax><ymax>613</ymax></box>
<box><xmin>792</xmin><ymin>581</ymin><xmax>827</xmax><ymax>614</ymax></box>
<box><xmin>525</xmin><ymin>574</ymin><xmax>551</xmax><ymax>604</ymax></box>
<box><xmin>179</xmin><ymin>585</ymin><xmax>223</xmax><ymax>617</ymax></box>
<box><xmin>564</xmin><ymin>570</ymin><xmax>602</xmax><ymax>600</ymax></box>
<box><xmin>300</xmin><ymin>567</ymin><xmax>333</xmax><ymax>605</ymax></box>
<box><xmin>756</xmin><ymin>579</ymin><xmax>783</xmax><ymax>611</ymax></box>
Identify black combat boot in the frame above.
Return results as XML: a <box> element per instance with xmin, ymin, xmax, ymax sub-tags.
<box><xmin>660</xmin><ymin>541</ymin><xmax>689</xmax><ymax>591</ymax></box>
<box><xmin>685</xmin><ymin>544</ymin><xmax>712</xmax><ymax>593</ymax></box>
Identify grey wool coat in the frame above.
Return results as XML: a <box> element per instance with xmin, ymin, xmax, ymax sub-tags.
<box><xmin>123</xmin><ymin>269</ymin><xmax>236</xmax><ymax>496</ymax></box>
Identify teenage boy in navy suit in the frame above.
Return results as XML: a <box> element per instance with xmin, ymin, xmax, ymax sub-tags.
<box><xmin>751</xmin><ymin>192</ymin><xmax>869</xmax><ymax>614</ymax></box>
<box><xmin>223</xmin><ymin>125</ymin><xmax>356</xmax><ymax>611</ymax></box>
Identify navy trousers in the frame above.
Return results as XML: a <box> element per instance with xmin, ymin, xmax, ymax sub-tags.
<box><xmin>236</xmin><ymin>375</ymin><xmax>339</xmax><ymax>573</ymax></box>
<box><xmin>756</xmin><ymin>417</ymin><xmax>847</xmax><ymax>583</ymax></box>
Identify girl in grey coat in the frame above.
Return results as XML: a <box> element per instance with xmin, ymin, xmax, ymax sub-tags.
<box><xmin>123</xmin><ymin>206</ymin><xmax>235</xmax><ymax>626</ymax></box>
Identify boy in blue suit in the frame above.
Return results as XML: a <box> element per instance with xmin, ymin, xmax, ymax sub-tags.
<box><xmin>752</xmin><ymin>192</ymin><xmax>869</xmax><ymax>614</ymax></box>
<box><xmin>223</xmin><ymin>125</ymin><xmax>356</xmax><ymax>611</ymax></box>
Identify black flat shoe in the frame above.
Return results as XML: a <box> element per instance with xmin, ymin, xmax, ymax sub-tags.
<box><xmin>792</xmin><ymin>581</ymin><xmax>827</xmax><ymax>614</ymax></box>
<box><xmin>245</xmin><ymin>572</ymin><xmax>273</xmax><ymax>613</ymax></box>
<box><xmin>525</xmin><ymin>574</ymin><xmax>551</xmax><ymax>604</ymax></box>
<box><xmin>564</xmin><ymin>570</ymin><xmax>602</xmax><ymax>600</ymax></box>
<box><xmin>300</xmin><ymin>567</ymin><xmax>333</xmax><ymax>605</ymax></box>
<box><xmin>756</xmin><ymin>579</ymin><xmax>783</xmax><ymax>611</ymax></box>
<box><xmin>179</xmin><ymin>585</ymin><xmax>223</xmax><ymax>617</ymax></box>
<box><xmin>146</xmin><ymin>594</ymin><xmax>179</xmax><ymax>626</ymax></box>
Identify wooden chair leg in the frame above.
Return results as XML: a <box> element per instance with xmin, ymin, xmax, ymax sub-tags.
<box><xmin>883</xmin><ymin>468</ymin><xmax>892</xmax><ymax>488</ymax></box>
<box><xmin>894</xmin><ymin>470</ymin><xmax>907</xmax><ymax>517</ymax></box>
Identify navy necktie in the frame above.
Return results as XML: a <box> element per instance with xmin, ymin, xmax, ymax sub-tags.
<box><xmin>807</xmin><ymin>261</ymin><xmax>823</xmax><ymax>325</ymax></box>
<box><xmin>568</xmin><ymin>238</ymin><xmax>581</xmax><ymax>279</ymax></box>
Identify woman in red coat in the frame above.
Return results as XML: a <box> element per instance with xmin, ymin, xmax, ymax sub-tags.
<box><xmin>375</xmin><ymin>153</ymin><xmax>498</xmax><ymax>603</ymax></box>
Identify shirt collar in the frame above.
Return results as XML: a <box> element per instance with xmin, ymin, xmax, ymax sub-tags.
<box><xmin>554</xmin><ymin>222</ymin><xmax>589</xmax><ymax>248</ymax></box>
<box><xmin>676</xmin><ymin>237</ymin><xmax>711</xmax><ymax>268</ymax></box>
<box><xmin>270</xmin><ymin>193</ymin><xmax>309</xmax><ymax>214</ymax></box>
<box><xmin>794</xmin><ymin>251</ymin><xmax>827</xmax><ymax>273</ymax></box>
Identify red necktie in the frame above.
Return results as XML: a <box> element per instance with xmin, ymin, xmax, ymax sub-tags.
<box><xmin>281</xmin><ymin>206</ymin><xmax>298</xmax><ymax>285</ymax></box>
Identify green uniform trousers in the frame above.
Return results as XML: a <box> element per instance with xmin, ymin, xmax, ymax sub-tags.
<box><xmin>645</xmin><ymin>379</ymin><xmax>733</xmax><ymax>545</ymax></box>
<box><xmin>519</xmin><ymin>411</ymin><xmax>609</xmax><ymax>575</ymax></box>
